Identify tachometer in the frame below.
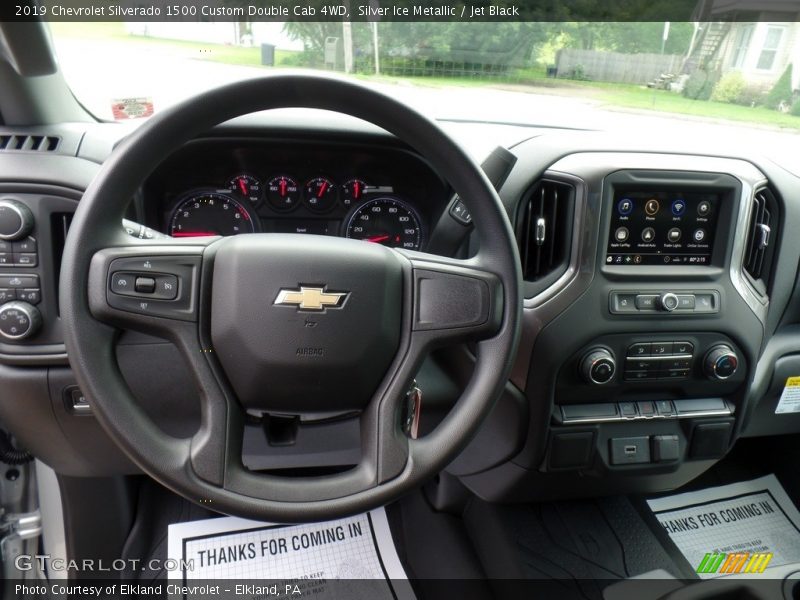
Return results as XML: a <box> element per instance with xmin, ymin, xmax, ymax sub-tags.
<box><xmin>345</xmin><ymin>196</ymin><xmax>423</xmax><ymax>250</ymax></box>
<box><xmin>169</xmin><ymin>192</ymin><xmax>255</xmax><ymax>237</ymax></box>
<box><xmin>227</xmin><ymin>174</ymin><xmax>262</xmax><ymax>205</ymax></box>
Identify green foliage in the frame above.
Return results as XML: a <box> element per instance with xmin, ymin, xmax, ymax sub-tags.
<box><xmin>553</xmin><ymin>22</ymin><xmax>694</xmax><ymax>54</ymax></box>
<box><xmin>765</xmin><ymin>65</ymin><xmax>793</xmax><ymax>109</ymax></box>
<box><xmin>682</xmin><ymin>69</ymin><xmax>720</xmax><ymax>101</ymax></box>
<box><xmin>711</xmin><ymin>72</ymin><xmax>746</xmax><ymax>103</ymax></box>
<box><xmin>791</xmin><ymin>99</ymin><xmax>800</xmax><ymax>117</ymax></box>
<box><xmin>732</xmin><ymin>85</ymin><xmax>767</xmax><ymax>107</ymax></box>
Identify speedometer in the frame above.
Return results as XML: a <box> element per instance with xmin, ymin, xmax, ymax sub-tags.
<box><xmin>345</xmin><ymin>197</ymin><xmax>423</xmax><ymax>250</ymax></box>
<box><xmin>169</xmin><ymin>192</ymin><xmax>255</xmax><ymax>237</ymax></box>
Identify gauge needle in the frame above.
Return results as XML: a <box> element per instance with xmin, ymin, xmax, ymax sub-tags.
<box><xmin>280</xmin><ymin>178</ymin><xmax>287</xmax><ymax>196</ymax></box>
<box><xmin>238</xmin><ymin>179</ymin><xmax>247</xmax><ymax>195</ymax></box>
<box><xmin>172</xmin><ymin>231</ymin><xmax>217</xmax><ymax>237</ymax></box>
<box><xmin>366</xmin><ymin>234</ymin><xmax>390</xmax><ymax>243</ymax></box>
<box><xmin>317</xmin><ymin>181</ymin><xmax>329</xmax><ymax>198</ymax></box>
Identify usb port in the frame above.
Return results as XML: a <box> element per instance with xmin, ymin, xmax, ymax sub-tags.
<box><xmin>624</xmin><ymin>445</ymin><xmax>637</xmax><ymax>455</ymax></box>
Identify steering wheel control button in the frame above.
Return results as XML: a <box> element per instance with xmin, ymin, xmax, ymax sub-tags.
<box><xmin>134</xmin><ymin>276</ymin><xmax>156</xmax><ymax>294</ymax></box>
<box><xmin>580</xmin><ymin>348</ymin><xmax>616</xmax><ymax>385</ymax></box>
<box><xmin>635</xmin><ymin>294</ymin><xmax>658</xmax><ymax>310</ymax></box>
<box><xmin>12</xmin><ymin>237</ymin><xmax>36</xmax><ymax>254</ymax></box>
<box><xmin>659</xmin><ymin>292</ymin><xmax>679</xmax><ymax>312</ymax></box>
<box><xmin>14</xmin><ymin>253</ymin><xmax>37</xmax><ymax>267</ymax></box>
<box><xmin>0</xmin><ymin>301</ymin><xmax>41</xmax><ymax>341</ymax></box>
<box><xmin>449</xmin><ymin>198</ymin><xmax>472</xmax><ymax>225</ymax></box>
<box><xmin>106</xmin><ymin>256</ymin><xmax>200</xmax><ymax>321</ymax></box>
<box><xmin>0</xmin><ymin>199</ymin><xmax>34</xmax><ymax>241</ymax></box>
<box><xmin>704</xmin><ymin>345</ymin><xmax>739</xmax><ymax>380</ymax></box>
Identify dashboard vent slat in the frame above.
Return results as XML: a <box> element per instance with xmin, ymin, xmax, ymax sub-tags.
<box><xmin>0</xmin><ymin>134</ymin><xmax>60</xmax><ymax>153</ymax></box>
<box><xmin>743</xmin><ymin>187</ymin><xmax>778</xmax><ymax>296</ymax></box>
<box><xmin>517</xmin><ymin>179</ymin><xmax>574</xmax><ymax>283</ymax></box>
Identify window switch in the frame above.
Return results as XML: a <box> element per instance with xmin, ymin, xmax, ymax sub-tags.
<box><xmin>134</xmin><ymin>276</ymin><xmax>156</xmax><ymax>294</ymax></box>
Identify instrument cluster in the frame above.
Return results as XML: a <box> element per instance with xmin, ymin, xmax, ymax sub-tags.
<box><xmin>148</xmin><ymin>139</ymin><xmax>448</xmax><ymax>252</ymax></box>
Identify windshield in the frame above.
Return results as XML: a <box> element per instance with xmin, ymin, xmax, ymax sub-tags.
<box><xmin>50</xmin><ymin>20</ymin><xmax>800</xmax><ymax>150</ymax></box>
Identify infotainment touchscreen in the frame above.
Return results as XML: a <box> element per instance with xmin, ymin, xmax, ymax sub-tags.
<box><xmin>606</xmin><ymin>190</ymin><xmax>719</xmax><ymax>266</ymax></box>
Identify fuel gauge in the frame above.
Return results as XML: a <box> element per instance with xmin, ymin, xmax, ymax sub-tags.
<box><xmin>342</xmin><ymin>178</ymin><xmax>368</xmax><ymax>207</ymax></box>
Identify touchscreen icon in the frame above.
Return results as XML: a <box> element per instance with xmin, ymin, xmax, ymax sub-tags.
<box><xmin>671</xmin><ymin>199</ymin><xmax>686</xmax><ymax>216</ymax></box>
<box><xmin>645</xmin><ymin>199</ymin><xmax>660</xmax><ymax>216</ymax></box>
<box><xmin>614</xmin><ymin>227</ymin><xmax>630</xmax><ymax>242</ymax></box>
<box><xmin>693</xmin><ymin>228</ymin><xmax>706</xmax><ymax>242</ymax></box>
<box><xmin>642</xmin><ymin>227</ymin><xmax>656</xmax><ymax>242</ymax></box>
<box><xmin>618</xmin><ymin>199</ymin><xmax>633</xmax><ymax>215</ymax></box>
<box><xmin>698</xmin><ymin>201</ymin><xmax>712</xmax><ymax>216</ymax></box>
<box><xmin>667</xmin><ymin>228</ymin><xmax>682</xmax><ymax>242</ymax></box>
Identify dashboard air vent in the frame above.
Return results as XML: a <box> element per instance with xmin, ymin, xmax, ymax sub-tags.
<box><xmin>517</xmin><ymin>179</ymin><xmax>574</xmax><ymax>283</ymax></box>
<box><xmin>743</xmin><ymin>187</ymin><xmax>778</xmax><ymax>296</ymax></box>
<box><xmin>0</xmin><ymin>134</ymin><xmax>60</xmax><ymax>152</ymax></box>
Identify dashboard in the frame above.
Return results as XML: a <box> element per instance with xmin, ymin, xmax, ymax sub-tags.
<box><xmin>2</xmin><ymin>115</ymin><xmax>800</xmax><ymax>508</ymax></box>
<box><xmin>142</xmin><ymin>139</ymin><xmax>451</xmax><ymax>252</ymax></box>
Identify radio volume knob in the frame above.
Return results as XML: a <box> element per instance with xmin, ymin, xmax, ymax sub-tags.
<box><xmin>704</xmin><ymin>345</ymin><xmax>739</xmax><ymax>380</ymax></box>
<box><xmin>580</xmin><ymin>348</ymin><xmax>616</xmax><ymax>385</ymax></box>
<box><xmin>0</xmin><ymin>198</ymin><xmax>34</xmax><ymax>241</ymax></box>
<box><xmin>0</xmin><ymin>301</ymin><xmax>41</xmax><ymax>341</ymax></box>
<box><xmin>659</xmin><ymin>292</ymin><xmax>679</xmax><ymax>312</ymax></box>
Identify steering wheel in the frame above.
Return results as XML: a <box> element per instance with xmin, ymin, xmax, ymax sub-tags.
<box><xmin>60</xmin><ymin>74</ymin><xmax>521</xmax><ymax>522</ymax></box>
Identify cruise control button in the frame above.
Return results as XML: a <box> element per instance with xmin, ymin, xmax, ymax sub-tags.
<box><xmin>628</xmin><ymin>343</ymin><xmax>651</xmax><ymax>357</ymax></box>
<box><xmin>635</xmin><ymin>295</ymin><xmax>658</xmax><ymax>310</ymax></box>
<box><xmin>111</xmin><ymin>272</ymin><xmax>138</xmax><ymax>295</ymax></box>
<box><xmin>153</xmin><ymin>275</ymin><xmax>179</xmax><ymax>300</ymax></box>
<box><xmin>134</xmin><ymin>277</ymin><xmax>156</xmax><ymax>294</ymax></box>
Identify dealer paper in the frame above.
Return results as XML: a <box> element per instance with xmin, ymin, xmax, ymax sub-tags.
<box><xmin>648</xmin><ymin>474</ymin><xmax>800</xmax><ymax>578</ymax></box>
<box><xmin>167</xmin><ymin>507</ymin><xmax>415</xmax><ymax>599</ymax></box>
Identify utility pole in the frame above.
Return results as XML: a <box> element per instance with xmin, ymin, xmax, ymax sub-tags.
<box><xmin>342</xmin><ymin>21</ymin><xmax>353</xmax><ymax>73</ymax></box>
<box><xmin>372</xmin><ymin>21</ymin><xmax>380</xmax><ymax>75</ymax></box>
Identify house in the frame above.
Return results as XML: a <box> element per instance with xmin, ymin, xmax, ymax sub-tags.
<box><xmin>686</xmin><ymin>1</ymin><xmax>800</xmax><ymax>93</ymax></box>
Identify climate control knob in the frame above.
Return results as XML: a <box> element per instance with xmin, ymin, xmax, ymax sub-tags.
<box><xmin>580</xmin><ymin>348</ymin><xmax>616</xmax><ymax>385</ymax></box>
<box><xmin>0</xmin><ymin>198</ymin><xmax>34</xmax><ymax>241</ymax></box>
<box><xmin>704</xmin><ymin>345</ymin><xmax>739</xmax><ymax>380</ymax></box>
<box><xmin>0</xmin><ymin>302</ymin><xmax>41</xmax><ymax>341</ymax></box>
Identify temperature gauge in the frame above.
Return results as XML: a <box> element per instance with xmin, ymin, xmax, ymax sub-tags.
<box><xmin>342</xmin><ymin>178</ymin><xmax>368</xmax><ymax>207</ymax></box>
<box><xmin>304</xmin><ymin>176</ymin><xmax>338</xmax><ymax>213</ymax></box>
<box><xmin>227</xmin><ymin>174</ymin><xmax>262</xmax><ymax>204</ymax></box>
<box><xmin>266</xmin><ymin>176</ymin><xmax>300</xmax><ymax>211</ymax></box>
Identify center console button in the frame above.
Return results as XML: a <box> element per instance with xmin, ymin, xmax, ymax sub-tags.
<box><xmin>656</xmin><ymin>400</ymin><xmax>675</xmax><ymax>415</ymax></box>
<box><xmin>659</xmin><ymin>292</ymin><xmax>680</xmax><ymax>312</ymax></box>
<box><xmin>619</xmin><ymin>402</ymin><xmax>638</xmax><ymax>417</ymax></box>
<box><xmin>677</xmin><ymin>295</ymin><xmax>696</xmax><ymax>309</ymax></box>
<box><xmin>651</xmin><ymin>342</ymin><xmax>673</xmax><ymax>356</ymax></box>
<box><xmin>635</xmin><ymin>294</ymin><xmax>658</xmax><ymax>310</ymax></box>
<box><xmin>627</xmin><ymin>343</ymin><xmax>651</xmax><ymax>357</ymax></box>
<box><xmin>673</xmin><ymin>341</ymin><xmax>694</xmax><ymax>355</ymax></box>
<box><xmin>637</xmin><ymin>401</ymin><xmax>656</xmax><ymax>416</ymax></box>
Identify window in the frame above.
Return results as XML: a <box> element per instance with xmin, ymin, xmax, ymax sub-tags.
<box><xmin>731</xmin><ymin>24</ymin><xmax>754</xmax><ymax>68</ymax></box>
<box><xmin>756</xmin><ymin>26</ymin><xmax>785</xmax><ymax>70</ymax></box>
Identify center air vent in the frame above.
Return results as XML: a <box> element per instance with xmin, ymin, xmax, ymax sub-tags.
<box><xmin>517</xmin><ymin>179</ymin><xmax>575</xmax><ymax>287</ymax></box>
<box><xmin>743</xmin><ymin>186</ymin><xmax>778</xmax><ymax>297</ymax></box>
<box><xmin>0</xmin><ymin>134</ymin><xmax>60</xmax><ymax>152</ymax></box>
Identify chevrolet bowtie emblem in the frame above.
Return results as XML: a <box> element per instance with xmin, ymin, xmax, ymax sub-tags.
<box><xmin>274</xmin><ymin>287</ymin><xmax>348</xmax><ymax>311</ymax></box>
